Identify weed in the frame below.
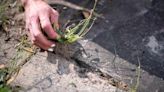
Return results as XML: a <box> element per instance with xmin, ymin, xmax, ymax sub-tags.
<box><xmin>54</xmin><ymin>0</ymin><xmax>97</xmax><ymax>44</ymax></box>
<box><xmin>130</xmin><ymin>57</ymin><xmax>141</xmax><ymax>92</ymax></box>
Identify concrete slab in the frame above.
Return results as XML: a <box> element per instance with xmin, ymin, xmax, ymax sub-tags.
<box><xmin>13</xmin><ymin>52</ymin><xmax>124</xmax><ymax>92</ymax></box>
<box><xmin>73</xmin><ymin>0</ymin><xmax>164</xmax><ymax>91</ymax></box>
<box><xmin>12</xmin><ymin>0</ymin><xmax>164</xmax><ymax>92</ymax></box>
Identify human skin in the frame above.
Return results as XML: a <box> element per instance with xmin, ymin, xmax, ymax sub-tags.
<box><xmin>21</xmin><ymin>0</ymin><xmax>59</xmax><ymax>51</ymax></box>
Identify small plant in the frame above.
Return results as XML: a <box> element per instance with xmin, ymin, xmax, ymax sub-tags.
<box><xmin>130</xmin><ymin>57</ymin><xmax>141</xmax><ymax>92</ymax></box>
<box><xmin>54</xmin><ymin>0</ymin><xmax>97</xmax><ymax>44</ymax></box>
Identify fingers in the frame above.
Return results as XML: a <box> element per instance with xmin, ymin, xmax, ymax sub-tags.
<box><xmin>29</xmin><ymin>16</ymin><xmax>55</xmax><ymax>50</ymax></box>
<box><xmin>50</xmin><ymin>9</ymin><xmax>59</xmax><ymax>29</ymax></box>
<box><xmin>39</xmin><ymin>12</ymin><xmax>58</xmax><ymax>39</ymax></box>
<box><xmin>34</xmin><ymin>36</ymin><xmax>55</xmax><ymax>52</ymax></box>
<box><xmin>24</xmin><ymin>1</ymin><xmax>59</xmax><ymax>51</ymax></box>
<box><xmin>26</xmin><ymin>28</ymin><xmax>35</xmax><ymax>43</ymax></box>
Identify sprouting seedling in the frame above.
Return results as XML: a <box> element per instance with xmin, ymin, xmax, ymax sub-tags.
<box><xmin>53</xmin><ymin>0</ymin><xmax>98</xmax><ymax>44</ymax></box>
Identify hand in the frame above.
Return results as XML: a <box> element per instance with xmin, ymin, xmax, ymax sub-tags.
<box><xmin>23</xmin><ymin>0</ymin><xmax>59</xmax><ymax>51</ymax></box>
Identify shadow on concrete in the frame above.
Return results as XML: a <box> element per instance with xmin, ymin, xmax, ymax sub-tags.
<box><xmin>47</xmin><ymin>42</ymin><xmax>93</xmax><ymax>78</ymax></box>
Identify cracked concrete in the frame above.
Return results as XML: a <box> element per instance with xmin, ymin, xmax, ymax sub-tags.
<box><xmin>12</xmin><ymin>52</ymin><xmax>124</xmax><ymax>92</ymax></box>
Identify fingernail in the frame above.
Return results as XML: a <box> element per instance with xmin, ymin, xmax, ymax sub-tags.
<box><xmin>48</xmin><ymin>48</ymin><xmax>54</xmax><ymax>52</ymax></box>
<box><xmin>54</xmin><ymin>22</ymin><xmax>59</xmax><ymax>29</ymax></box>
<box><xmin>51</xmin><ymin>44</ymin><xmax>55</xmax><ymax>48</ymax></box>
<box><xmin>56</xmin><ymin>34</ymin><xmax>61</xmax><ymax>39</ymax></box>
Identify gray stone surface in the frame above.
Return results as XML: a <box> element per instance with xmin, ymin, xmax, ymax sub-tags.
<box><xmin>74</xmin><ymin>40</ymin><xmax>164</xmax><ymax>92</ymax></box>
<box><xmin>13</xmin><ymin>52</ymin><xmax>124</xmax><ymax>92</ymax></box>
<box><xmin>11</xmin><ymin>0</ymin><xmax>164</xmax><ymax>92</ymax></box>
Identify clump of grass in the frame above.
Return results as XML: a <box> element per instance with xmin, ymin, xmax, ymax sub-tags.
<box><xmin>54</xmin><ymin>0</ymin><xmax>97</xmax><ymax>44</ymax></box>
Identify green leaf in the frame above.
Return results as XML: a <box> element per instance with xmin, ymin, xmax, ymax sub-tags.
<box><xmin>56</xmin><ymin>37</ymin><xmax>67</xmax><ymax>43</ymax></box>
<box><xmin>53</xmin><ymin>24</ymin><xmax>64</xmax><ymax>36</ymax></box>
<box><xmin>66</xmin><ymin>35</ymin><xmax>81</xmax><ymax>43</ymax></box>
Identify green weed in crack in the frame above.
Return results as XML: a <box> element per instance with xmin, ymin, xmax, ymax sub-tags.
<box><xmin>53</xmin><ymin>0</ymin><xmax>97</xmax><ymax>44</ymax></box>
<box><xmin>130</xmin><ymin>57</ymin><xmax>141</xmax><ymax>92</ymax></box>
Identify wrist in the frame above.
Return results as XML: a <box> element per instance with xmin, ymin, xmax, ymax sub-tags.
<box><xmin>21</xmin><ymin>0</ymin><xmax>43</xmax><ymax>8</ymax></box>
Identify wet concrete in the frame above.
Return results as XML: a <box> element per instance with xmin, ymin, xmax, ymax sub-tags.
<box><xmin>90</xmin><ymin>0</ymin><xmax>164</xmax><ymax>79</ymax></box>
<box><xmin>79</xmin><ymin>0</ymin><xmax>164</xmax><ymax>91</ymax></box>
<box><xmin>92</xmin><ymin>11</ymin><xmax>164</xmax><ymax>79</ymax></box>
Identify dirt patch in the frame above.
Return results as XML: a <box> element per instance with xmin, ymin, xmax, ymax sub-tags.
<box><xmin>0</xmin><ymin>1</ymin><xmax>25</xmax><ymax>64</ymax></box>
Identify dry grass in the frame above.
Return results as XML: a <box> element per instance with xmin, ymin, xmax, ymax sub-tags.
<box><xmin>0</xmin><ymin>35</ymin><xmax>36</xmax><ymax>92</ymax></box>
<box><xmin>0</xmin><ymin>1</ymin><xmax>8</xmax><ymax>25</ymax></box>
